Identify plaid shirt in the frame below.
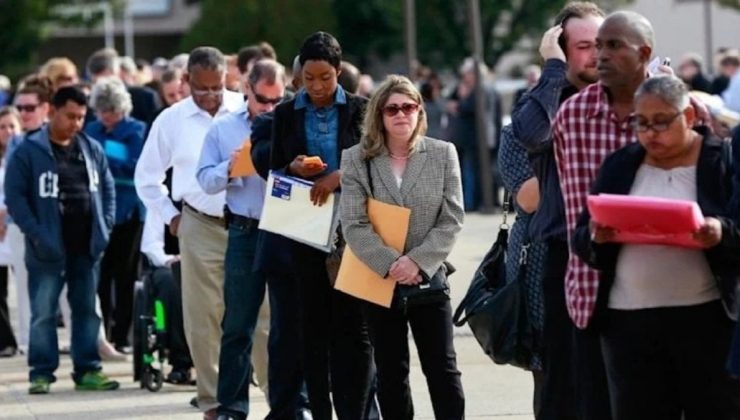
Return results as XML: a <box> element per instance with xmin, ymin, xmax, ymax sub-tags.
<box><xmin>553</xmin><ymin>82</ymin><xmax>636</xmax><ymax>328</ymax></box>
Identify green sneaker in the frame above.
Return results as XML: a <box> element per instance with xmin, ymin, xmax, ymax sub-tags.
<box><xmin>29</xmin><ymin>377</ymin><xmax>51</xmax><ymax>394</ymax></box>
<box><xmin>74</xmin><ymin>371</ymin><xmax>120</xmax><ymax>391</ymax></box>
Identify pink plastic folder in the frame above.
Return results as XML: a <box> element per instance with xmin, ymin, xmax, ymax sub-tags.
<box><xmin>586</xmin><ymin>194</ymin><xmax>705</xmax><ymax>248</ymax></box>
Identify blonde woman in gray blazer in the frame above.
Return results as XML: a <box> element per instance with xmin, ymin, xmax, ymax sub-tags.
<box><xmin>340</xmin><ymin>75</ymin><xmax>465</xmax><ymax>420</ymax></box>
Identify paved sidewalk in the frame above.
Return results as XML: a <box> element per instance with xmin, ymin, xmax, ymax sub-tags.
<box><xmin>0</xmin><ymin>213</ymin><xmax>536</xmax><ymax>419</ymax></box>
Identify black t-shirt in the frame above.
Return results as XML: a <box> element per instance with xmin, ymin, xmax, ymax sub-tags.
<box><xmin>51</xmin><ymin>138</ymin><xmax>92</xmax><ymax>255</ymax></box>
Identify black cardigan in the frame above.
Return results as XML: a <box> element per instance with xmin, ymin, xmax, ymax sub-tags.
<box><xmin>572</xmin><ymin>129</ymin><xmax>740</xmax><ymax>323</ymax></box>
<box><xmin>268</xmin><ymin>91</ymin><xmax>368</xmax><ymax>175</ymax></box>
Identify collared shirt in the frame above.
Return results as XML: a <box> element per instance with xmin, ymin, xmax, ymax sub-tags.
<box><xmin>135</xmin><ymin>91</ymin><xmax>244</xmax><ymax>224</ymax></box>
<box><xmin>510</xmin><ymin>59</ymin><xmax>578</xmax><ymax>242</ymax></box>
<box><xmin>553</xmin><ymin>82</ymin><xmax>636</xmax><ymax>328</ymax></box>
<box><xmin>295</xmin><ymin>86</ymin><xmax>347</xmax><ymax>173</ymax></box>
<box><xmin>196</xmin><ymin>103</ymin><xmax>266</xmax><ymax>219</ymax></box>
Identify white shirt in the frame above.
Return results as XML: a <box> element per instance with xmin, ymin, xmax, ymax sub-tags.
<box><xmin>135</xmin><ymin>91</ymin><xmax>244</xmax><ymax>223</ymax></box>
<box><xmin>140</xmin><ymin>207</ymin><xmax>174</xmax><ymax>268</ymax></box>
<box><xmin>610</xmin><ymin>164</ymin><xmax>719</xmax><ymax>309</ymax></box>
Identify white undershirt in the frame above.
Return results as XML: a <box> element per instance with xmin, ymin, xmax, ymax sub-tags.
<box><xmin>609</xmin><ymin>164</ymin><xmax>720</xmax><ymax>310</ymax></box>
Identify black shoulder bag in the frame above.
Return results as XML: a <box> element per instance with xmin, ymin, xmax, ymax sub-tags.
<box><xmin>452</xmin><ymin>193</ymin><xmax>535</xmax><ymax>369</ymax></box>
<box><xmin>365</xmin><ymin>159</ymin><xmax>452</xmax><ymax>312</ymax></box>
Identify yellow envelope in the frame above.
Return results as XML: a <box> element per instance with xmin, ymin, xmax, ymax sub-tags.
<box><xmin>230</xmin><ymin>139</ymin><xmax>256</xmax><ymax>177</ymax></box>
<box><xmin>335</xmin><ymin>198</ymin><xmax>411</xmax><ymax>307</ymax></box>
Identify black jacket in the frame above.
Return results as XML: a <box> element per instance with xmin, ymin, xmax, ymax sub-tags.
<box><xmin>269</xmin><ymin>91</ymin><xmax>368</xmax><ymax>174</ymax></box>
<box><xmin>573</xmin><ymin>130</ymin><xmax>740</xmax><ymax>322</ymax></box>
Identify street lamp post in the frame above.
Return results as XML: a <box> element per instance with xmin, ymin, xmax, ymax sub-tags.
<box><xmin>404</xmin><ymin>0</ymin><xmax>417</xmax><ymax>77</ymax></box>
<box><xmin>467</xmin><ymin>0</ymin><xmax>495</xmax><ymax>213</ymax></box>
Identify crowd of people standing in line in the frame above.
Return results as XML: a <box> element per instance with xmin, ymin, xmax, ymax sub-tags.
<box><xmin>0</xmin><ymin>1</ymin><xmax>740</xmax><ymax>419</ymax></box>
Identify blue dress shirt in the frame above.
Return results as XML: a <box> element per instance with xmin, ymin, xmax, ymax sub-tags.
<box><xmin>196</xmin><ymin>104</ymin><xmax>266</xmax><ymax>219</ymax></box>
<box><xmin>294</xmin><ymin>86</ymin><xmax>347</xmax><ymax>173</ymax></box>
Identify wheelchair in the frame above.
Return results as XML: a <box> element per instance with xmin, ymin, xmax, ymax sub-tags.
<box><xmin>132</xmin><ymin>272</ymin><xmax>168</xmax><ymax>392</ymax></box>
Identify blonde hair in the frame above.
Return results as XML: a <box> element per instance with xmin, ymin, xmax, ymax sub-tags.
<box><xmin>361</xmin><ymin>75</ymin><xmax>427</xmax><ymax>159</ymax></box>
<box><xmin>40</xmin><ymin>57</ymin><xmax>78</xmax><ymax>90</ymax></box>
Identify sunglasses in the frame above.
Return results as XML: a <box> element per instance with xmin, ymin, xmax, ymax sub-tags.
<box><xmin>253</xmin><ymin>93</ymin><xmax>283</xmax><ymax>105</ymax></box>
<box><xmin>16</xmin><ymin>104</ymin><xmax>40</xmax><ymax>113</ymax></box>
<box><xmin>382</xmin><ymin>102</ymin><xmax>420</xmax><ymax>117</ymax></box>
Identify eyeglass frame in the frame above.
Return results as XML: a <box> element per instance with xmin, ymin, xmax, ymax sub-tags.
<box><xmin>632</xmin><ymin>111</ymin><xmax>683</xmax><ymax>133</ymax></box>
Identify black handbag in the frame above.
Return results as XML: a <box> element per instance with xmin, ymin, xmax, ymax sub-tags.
<box><xmin>452</xmin><ymin>194</ymin><xmax>535</xmax><ymax>369</ymax></box>
<box><xmin>394</xmin><ymin>261</ymin><xmax>454</xmax><ymax>311</ymax></box>
<box><xmin>364</xmin><ymin>159</ymin><xmax>452</xmax><ymax>311</ymax></box>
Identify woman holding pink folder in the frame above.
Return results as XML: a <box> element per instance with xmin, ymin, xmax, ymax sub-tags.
<box><xmin>340</xmin><ymin>75</ymin><xmax>465</xmax><ymax>419</ymax></box>
<box><xmin>573</xmin><ymin>75</ymin><xmax>740</xmax><ymax>419</ymax></box>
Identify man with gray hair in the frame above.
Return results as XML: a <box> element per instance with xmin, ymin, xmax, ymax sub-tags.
<box><xmin>135</xmin><ymin>46</ymin><xmax>244</xmax><ymax>420</ymax></box>
<box><xmin>196</xmin><ymin>58</ymin><xmax>285</xmax><ymax>420</ymax></box>
<box><xmin>86</xmin><ymin>48</ymin><xmax>162</xmax><ymax>127</ymax></box>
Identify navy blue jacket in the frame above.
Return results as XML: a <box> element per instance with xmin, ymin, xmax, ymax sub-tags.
<box><xmin>4</xmin><ymin>126</ymin><xmax>116</xmax><ymax>269</ymax></box>
<box><xmin>85</xmin><ymin>116</ymin><xmax>146</xmax><ymax>224</ymax></box>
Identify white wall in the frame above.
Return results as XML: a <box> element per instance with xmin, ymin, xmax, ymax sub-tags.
<box><xmin>624</xmin><ymin>0</ymin><xmax>740</xmax><ymax>72</ymax></box>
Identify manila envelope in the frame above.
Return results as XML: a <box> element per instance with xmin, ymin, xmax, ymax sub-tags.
<box><xmin>229</xmin><ymin>138</ymin><xmax>256</xmax><ymax>177</ymax></box>
<box><xmin>335</xmin><ymin>198</ymin><xmax>410</xmax><ymax>307</ymax></box>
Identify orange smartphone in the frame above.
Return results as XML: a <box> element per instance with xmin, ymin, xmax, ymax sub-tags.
<box><xmin>304</xmin><ymin>156</ymin><xmax>324</xmax><ymax>168</ymax></box>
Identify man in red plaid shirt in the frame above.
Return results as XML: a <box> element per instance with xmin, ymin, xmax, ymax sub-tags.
<box><xmin>553</xmin><ymin>10</ymin><xmax>654</xmax><ymax>418</ymax></box>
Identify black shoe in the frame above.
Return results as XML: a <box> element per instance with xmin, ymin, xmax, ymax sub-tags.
<box><xmin>189</xmin><ymin>396</ymin><xmax>199</xmax><ymax>409</ymax></box>
<box><xmin>215</xmin><ymin>408</ymin><xmax>245</xmax><ymax>420</ymax></box>
<box><xmin>166</xmin><ymin>368</ymin><xmax>195</xmax><ymax>385</ymax></box>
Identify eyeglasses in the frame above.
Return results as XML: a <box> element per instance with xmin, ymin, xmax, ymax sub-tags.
<box><xmin>632</xmin><ymin>112</ymin><xmax>682</xmax><ymax>133</ymax></box>
<box><xmin>382</xmin><ymin>102</ymin><xmax>420</xmax><ymax>117</ymax></box>
<box><xmin>16</xmin><ymin>104</ymin><xmax>40</xmax><ymax>113</ymax></box>
<box><xmin>253</xmin><ymin>92</ymin><xmax>283</xmax><ymax>105</ymax></box>
<box><xmin>190</xmin><ymin>86</ymin><xmax>224</xmax><ymax>97</ymax></box>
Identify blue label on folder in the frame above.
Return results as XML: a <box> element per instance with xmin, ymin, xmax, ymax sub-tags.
<box><xmin>272</xmin><ymin>177</ymin><xmax>292</xmax><ymax>200</ymax></box>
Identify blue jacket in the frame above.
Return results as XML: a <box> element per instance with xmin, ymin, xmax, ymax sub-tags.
<box><xmin>85</xmin><ymin>116</ymin><xmax>145</xmax><ymax>224</ymax></box>
<box><xmin>4</xmin><ymin>126</ymin><xmax>116</xmax><ymax>269</ymax></box>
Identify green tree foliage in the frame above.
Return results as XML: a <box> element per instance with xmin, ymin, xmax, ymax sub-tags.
<box><xmin>181</xmin><ymin>0</ymin><xmax>337</xmax><ymax>63</ymax></box>
<box><xmin>0</xmin><ymin>0</ymin><xmax>120</xmax><ymax>81</ymax></box>
<box><xmin>0</xmin><ymin>0</ymin><xmax>56</xmax><ymax>79</ymax></box>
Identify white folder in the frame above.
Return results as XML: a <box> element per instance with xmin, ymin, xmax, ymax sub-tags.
<box><xmin>258</xmin><ymin>171</ymin><xmax>338</xmax><ymax>252</ymax></box>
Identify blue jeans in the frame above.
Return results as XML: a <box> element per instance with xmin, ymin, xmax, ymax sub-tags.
<box><xmin>217</xmin><ymin>221</ymin><xmax>265</xmax><ymax>417</ymax></box>
<box><xmin>28</xmin><ymin>254</ymin><xmax>101</xmax><ymax>382</ymax></box>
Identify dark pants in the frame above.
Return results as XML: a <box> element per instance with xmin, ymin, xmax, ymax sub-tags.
<box><xmin>217</xmin><ymin>222</ymin><xmax>265</xmax><ymax>418</ymax></box>
<box><xmin>149</xmin><ymin>264</ymin><xmax>192</xmax><ymax>370</ymax></box>
<box><xmin>364</xmin><ymin>299</ymin><xmax>465</xmax><ymax>420</ymax></box>
<box><xmin>292</xmin><ymin>242</ymin><xmax>373</xmax><ymax>420</ymax></box>
<box><xmin>28</xmin><ymin>254</ymin><xmax>101</xmax><ymax>382</ymax></box>
<box><xmin>572</xmin><ymin>324</ymin><xmax>612</xmax><ymax>420</ymax></box>
<box><xmin>99</xmin><ymin>218</ymin><xmax>142</xmax><ymax>347</ymax></box>
<box><xmin>602</xmin><ymin>300</ymin><xmax>740</xmax><ymax>420</ymax></box>
<box><xmin>537</xmin><ymin>241</ymin><xmax>577</xmax><ymax>420</ymax></box>
<box><xmin>0</xmin><ymin>266</ymin><xmax>18</xmax><ymax>351</ymax></box>
<box><xmin>265</xmin><ymin>272</ymin><xmax>309</xmax><ymax>419</ymax></box>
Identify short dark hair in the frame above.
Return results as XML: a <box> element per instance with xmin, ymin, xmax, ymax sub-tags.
<box><xmin>17</xmin><ymin>75</ymin><xmax>55</xmax><ymax>103</ymax></box>
<box><xmin>237</xmin><ymin>46</ymin><xmax>263</xmax><ymax>74</ymax></box>
<box><xmin>720</xmin><ymin>53</ymin><xmax>740</xmax><ymax>68</ymax></box>
<box><xmin>236</xmin><ymin>42</ymin><xmax>277</xmax><ymax>75</ymax></box>
<box><xmin>338</xmin><ymin>61</ymin><xmax>360</xmax><ymax>94</ymax></box>
<box><xmin>52</xmin><ymin>86</ymin><xmax>88</xmax><ymax>109</ymax></box>
<box><xmin>299</xmin><ymin>31</ymin><xmax>342</xmax><ymax>68</ymax></box>
<box><xmin>554</xmin><ymin>2</ymin><xmax>605</xmax><ymax>54</ymax></box>
<box><xmin>187</xmin><ymin>47</ymin><xmax>225</xmax><ymax>74</ymax></box>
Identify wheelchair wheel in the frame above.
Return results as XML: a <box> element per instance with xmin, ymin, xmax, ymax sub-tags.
<box><xmin>132</xmin><ymin>281</ymin><xmax>147</xmax><ymax>382</ymax></box>
<box><xmin>142</xmin><ymin>367</ymin><xmax>163</xmax><ymax>392</ymax></box>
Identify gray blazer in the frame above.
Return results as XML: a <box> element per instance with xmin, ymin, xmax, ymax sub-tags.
<box><xmin>339</xmin><ymin>136</ymin><xmax>464</xmax><ymax>279</ymax></box>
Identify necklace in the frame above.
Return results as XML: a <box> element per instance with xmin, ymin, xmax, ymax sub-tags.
<box><xmin>389</xmin><ymin>152</ymin><xmax>409</xmax><ymax>160</ymax></box>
